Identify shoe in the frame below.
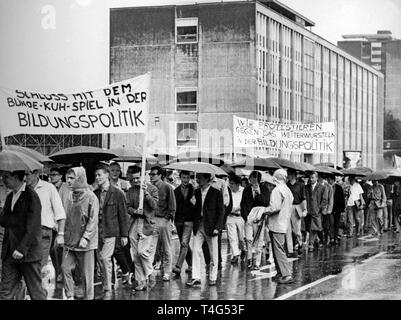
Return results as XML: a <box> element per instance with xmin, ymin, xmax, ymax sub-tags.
<box><xmin>102</xmin><ymin>291</ymin><xmax>113</xmax><ymax>300</ymax></box>
<box><xmin>247</xmin><ymin>259</ymin><xmax>252</xmax><ymax>268</ymax></box>
<box><xmin>396</xmin><ymin>229</ymin><xmax>400</xmax><ymax>233</ymax></box>
<box><xmin>162</xmin><ymin>274</ymin><xmax>170</xmax><ymax>281</ymax></box>
<box><xmin>278</xmin><ymin>276</ymin><xmax>295</xmax><ymax>284</ymax></box>
<box><xmin>56</xmin><ymin>274</ymin><xmax>63</xmax><ymax>283</ymax></box>
<box><xmin>185</xmin><ymin>266</ymin><xmax>192</xmax><ymax>273</ymax></box>
<box><xmin>172</xmin><ymin>266</ymin><xmax>181</xmax><ymax>276</ymax></box>
<box><xmin>133</xmin><ymin>281</ymin><xmax>147</xmax><ymax>291</ymax></box>
<box><xmin>186</xmin><ymin>279</ymin><xmax>201</xmax><ymax>287</ymax></box>
<box><xmin>122</xmin><ymin>272</ymin><xmax>130</xmax><ymax>285</ymax></box>
<box><xmin>251</xmin><ymin>265</ymin><xmax>260</xmax><ymax>271</ymax></box>
<box><xmin>288</xmin><ymin>252</ymin><xmax>298</xmax><ymax>259</ymax></box>
<box><xmin>231</xmin><ymin>255</ymin><xmax>239</xmax><ymax>264</ymax></box>
<box><xmin>153</xmin><ymin>261</ymin><xmax>161</xmax><ymax>270</ymax></box>
<box><xmin>209</xmin><ymin>280</ymin><xmax>217</xmax><ymax>286</ymax></box>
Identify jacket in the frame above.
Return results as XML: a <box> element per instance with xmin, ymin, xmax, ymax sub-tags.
<box><xmin>266</xmin><ymin>183</ymin><xmax>294</xmax><ymax>234</ymax></box>
<box><xmin>193</xmin><ymin>186</ymin><xmax>225</xmax><ymax>237</ymax></box>
<box><xmin>126</xmin><ymin>183</ymin><xmax>159</xmax><ymax>236</ymax></box>
<box><xmin>332</xmin><ymin>183</ymin><xmax>345</xmax><ymax>214</ymax></box>
<box><xmin>240</xmin><ymin>183</ymin><xmax>271</xmax><ymax>222</ymax></box>
<box><xmin>94</xmin><ymin>184</ymin><xmax>129</xmax><ymax>238</ymax></box>
<box><xmin>305</xmin><ymin>182</ymin><xmax>328</xmax><ymax>231</ymax></box>
<box><xmin>64</xmin><ymin>167</ymin><xmax>99</xmax><ymax>251</ymax></box>
<box><xmin>0</xmin><ymin>185</ymin><xmax>42</xmax><ymax>263</ymax></box>
<box><xmin>174</xmin><ymin>184</ymin><xmax>196</xmax><ymax>222</ymax></box>
<box><xmin>154</xmin><ymin>180</ymin><xmax>176</xmax><ymax>220</ymax></box>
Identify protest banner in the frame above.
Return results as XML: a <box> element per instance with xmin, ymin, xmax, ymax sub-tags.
<box><xmin>0</xmin><ymin>73</ymin><xmax>150</xmax><ymax>137</ymax></box>
<box><xmin>233</xmin><ymin>115</ymin><xmax>336</xmax><ymax>154</ymax></box>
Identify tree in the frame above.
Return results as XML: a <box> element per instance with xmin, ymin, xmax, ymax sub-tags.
<box><xmin>384</xmin><ymin>111</ymin><xmax>401</xmax><ymax>140</ymax></box>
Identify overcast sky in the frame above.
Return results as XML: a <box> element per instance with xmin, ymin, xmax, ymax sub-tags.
<box><xmin>1</xmin><ymin>0</ymin><xmax>400</xmax><ymax>92</ymax></box>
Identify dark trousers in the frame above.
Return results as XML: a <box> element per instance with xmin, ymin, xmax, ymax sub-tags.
<box><xmin>333</xmin><ymin>212</ymin><xmax>342</xmax><ymax>239</ymax></box>
<box><xmin>50</xmin><ymin>229</ymin><xmax>63</xmax><ymax>277</ymax></box>
<box><xmin>0</xmin><ymin>257</ymin><xmax>46</xmax><ymax>300</ymax></box>
<box><xmin>203</xmin><ymin>231</ymin><xmax>222</xmax><ymax>269</ymax></box>
<box><xmin>174</xmin><ymin>221</ymin><xmax>193</xmax><ymax>269</ymax></box>
<box><xmin>270</xmin><ymin>231</ymin><xmax>292</xmax><ymax>277</ymax></box>
<box><xmin>113</xmin><ymin>238</ymin><xmax>133</xmax><ymax>274</ymax></box>
<box><xmin>322</xmin><ymin>214</ymin><xmax>334</xmax><ymax>243</ymax></box>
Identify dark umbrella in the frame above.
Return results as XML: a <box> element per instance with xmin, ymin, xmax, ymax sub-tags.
<box><xmin>314</xmin><ymin>166</ymin><xmax>343</xmax><ymax>176</ymax></box>
<box><xmin>174</xmin><ymin>151</ymin><xmax>225</xmax><ymax>166</ymax></box>
<box><xmin>315</xmin><ymin>162</ymin><xmax>343</xmax><ymax>170</ymax></box>
<box><xmin>269</xmin><ymin>157</ymin><xmax>315</xmax><ymax>173</ymax></box>
<box><xmin>49</xmin><ymin>146</ymin><xmax>118</xmax><ymax>164</ymax></box>
<box><xmin>163</xmin><ymin>161</ymin><xmax>228</xmax><ymax>176</ymax></box>
<box><xmin>4</xmin><ymin>145</ymin><xmax>53</xmax><ymax>163</ymax></box>
<box><xmin>341</xmin><ymin>168</ymin><xmax>368</xmax><ymax>177</ymax></box>
<box><xmin>0</xmin><ymin>150</ymin><xmax>43</xmax><ymax>172</ymax></box>
<box><xmin>231</xmin><ymin>157</ymin><xmax>281</xmax><ymax>171</ymax></box>
<box><xmin>109</xmin><ymin>147</ymin><xmax>157</xmax><ymax>163</ymax></box>
<box><xmin>365</xmin><ymin>169</ymin><xmax>401</xmax><ymax>181</ymax></box>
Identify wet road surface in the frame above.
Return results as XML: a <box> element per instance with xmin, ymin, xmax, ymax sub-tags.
<box><xmin>46</xmin><ymin>231</ymin><xmax>401</xmax><ymax>300</ymax></box>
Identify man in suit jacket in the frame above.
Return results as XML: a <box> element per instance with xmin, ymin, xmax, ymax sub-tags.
<box><xmin>93</xmin><ymin>164</ymin><xmax>128</xmax><ymax>299</ymax></box>
<box><xmin>186</xmin><ymin>173</ymin><xmax>224</xmax><ymax>287</ymax></box>
<box><xmin>327</xmin><ymin>175</ymin><xmax>345</xmax><ymax>244</ymax></box>
<box><xmin>305</xmin><ymin>171</ymin><xmax>328</xmax><ymax>252</ymax></box>
<box><xmin>172</xmin><ymin>171</ymin><xmax>196</xmax><ymax>276</ymax></box>
<box><xmin>240</xmin><ymin>171</ymin><xmax>271</xmax><ymax>269</ymax></box>
<box><xmin>0</xmin><ymin>170</ymin><xmax>46</xmax><ymax>300</ymax></box>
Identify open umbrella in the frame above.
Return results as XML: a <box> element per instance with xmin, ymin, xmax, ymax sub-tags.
<box><xmin>341</xmin><ymin>168</ymin><xmax>367</xmax><ymax>177</ymax></box>
<box><xmin>3</xmin><ymin>145</ymin><xmax>53</xmax><ymax>163</ymax></box>
<box><xmin>365</xmin><ymin>169</ymin><xmax>401</xmax><ymax>181</ymax></box>
<box><xmin>174</xmin><ymin>151</ymin><xmax>225</xmax><ymax>166</ymax></box>
<box><xmin>109</xmin><ymin>147</ymin><xmax>158</xmax><ymax>163</ymax></box>
<box><xmin>314</xmin><ymin>166</ymin><xmax>343</xmax><ymax>176</ymax></box>
<box><xmin>231</xmin><ymin>157</ymin><xmax>281</xmax><ymax>171</ymax></box>
<box><xmin>315</xmin><ymin>162</ymin><xmax>343</xmax><ymax>170</ymax></box>
<box><xmin>163</xmin><ymin>161</ymin><xmax>228</xmax><ymax>176</ymax></box>
<box><xmin>49</xmin><ymin>146</ymin><xmax>118</xmax><ymax>164</ymax></box>
<box><xmin>153</xmin><ymin>153</ymin><xmax>176</xmax><ymax>166</ymax></box>
<box><xmin>0</xmin><ymin>150</ymin><xmax>43</xmax><ymax>172</ymax></box>
<box><xmin>268</xmin><ymin>157</ymin><xmax>314</xmax><ymax>173</ymax></box>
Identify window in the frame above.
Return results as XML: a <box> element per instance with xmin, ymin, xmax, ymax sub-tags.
<box><xmin>177</xmin><ymin>122</ymin><xmax>197</xmax><ymax>147</ymax></box>
<box><xmin>176</xmin><ymin>88</ymin><xmax>197</xmax><ymax>112</ymax></box>
<box><xmin>176</xmin><ymin>18</ymin><xmax>198</xmax><ymax>43</ymax></box>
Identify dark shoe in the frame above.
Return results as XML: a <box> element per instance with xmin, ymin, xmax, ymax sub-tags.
<box><xmin>231</xmin><ymin>255</ymin><xmax>239</xmax><ymax>264</ymax></box>
<box><xmin>186</xmin><ymin>279</ymin><xmax>201</xmax><ymax>287</ymax></box>
<box><xmin>247</xmin><ymin>259</ymin><xmax>252</xmax><ymax>268</ymax></box>
<box><xmin>288</xmin><ymin>252</ymin><xmax>298</xmax><ymax>259</ymax></box>
<box><xmin>278</xmin><ymin>276</ymin><xmax>295</xmax><ymax>284</ymax></box>
<box><xmin>209</xmin><ymin>280</ymin><xmax>217</xmax><ymax>286</ymax></box>
<box><xmin>172</xmin><ymin>266</ymin><xmax>181</xmax><ymax>276</ymax></box>
<box><xmin>122</xmin><ymin>273</ymin><xmax>130</xmax><ymax>285</ymax></box>
<box><xmin>162</xmin><ymin>274</ymin><xmax>170</xmax><ymax>282</ymax></box>
<box><xmin>185</xmin><ymin>266</ymin><xmax>192</xmax><ymax>273</ymax></box>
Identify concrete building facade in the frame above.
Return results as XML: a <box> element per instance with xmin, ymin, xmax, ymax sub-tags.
<box><xmin>110</xmin><ymin>0</ymin><xmax>384</xmax><ymax>169</ymax></box>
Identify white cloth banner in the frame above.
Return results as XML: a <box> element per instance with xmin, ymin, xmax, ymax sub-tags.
<box><xmin>233</xmin><ymin>115</ymin><xmax>336</xmax><ymax>154</ymax></box>
<box><xmin>0</xmin><ymin>73</ymin><xmax>150</xmax><ymax>136</ymax></box>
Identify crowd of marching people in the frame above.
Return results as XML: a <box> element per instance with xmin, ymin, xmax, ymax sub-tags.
<box><xmin>0</xmin><ymin>160</ymin><xmax>400</xmax><ymax>300</ymax></box>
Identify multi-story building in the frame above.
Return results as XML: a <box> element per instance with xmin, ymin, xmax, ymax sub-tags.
<box><xmin>110</xmin><ymin>0</ymin><xmax>384</xmax><ymax>169</ymax></box>
<box><xmin>339</xmin><ymin>31</ymin><xmax>401</xmax><ymax>120</ymax></box>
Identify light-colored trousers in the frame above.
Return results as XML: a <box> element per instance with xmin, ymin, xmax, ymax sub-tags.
<box><xmin>245</xmin><ymin>221</ymin><xmax>265</xmax><ymax>266</ymax></box>
<box><xmin>154</xmin><ymin>216</ymin><xmax>173</xmax><ymax>276</ymax></box>
<box><xmin>192</xmin><ymin>222</ymin><xmax>219</xmax><ymax>281</ymax></box>
<box><xmin>129</xmin><ymin>218</ymin><xmax>159</xmax><ymax>282</ymax></box>
<box><xmin>226</xmin><ymin>215</ymin><xmax>246</xmax><ymax>257</ymax></box>
<box><xmin>285</xmin><ymin>205</ymin><xmax>303</xmax><ymax>253</ymax></box>
<box><xmin>98</xmin><ymin>237</ymin><xmax>116</xmax><ymax>292</ymax></box>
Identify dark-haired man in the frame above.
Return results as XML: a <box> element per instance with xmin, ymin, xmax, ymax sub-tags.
<box><xmin>149</xmin><ymin>166</ymin><xmax>176</xmax><ymax>282</ymax></box>
<box><xmin>186</xmin><ymin>173</ymin><xmax>224</xmax><ymax>287</ymax></box>
<box><xmin>0</xmin><ymin>171</ymin><xmax>46</xmax><ymax>300</ymax></box>
<box><xmin>93</xmin><ymin>164</ymin><xmax>128</xmax><ymax>299</ymax></box>
<box><xmin>172</xmin><ymin>171</ymin><xmax>196</xmax><ymax>276</ymax></box>
<box><xmin>126</xmin><ymin>165</ymin><xmax>159</xmax><ymax>291</ymax></box>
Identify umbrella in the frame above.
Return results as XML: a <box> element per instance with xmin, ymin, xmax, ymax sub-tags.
<box><xmin>341</xmin><ymin>168</ymin><xmax>367</xmax><ymax>177</ymax></box>
<box><xmin>315</xmin><ymin>162</ymin><xmax>343</xmax><ymax>170</ymax></box>
<box><xmin>3</xmin><ymin>145</ymin><xmax>53</xmax><ymax>163</ymax></box>
<box><xmin>153</xmin><ymin>153</ymin><xmax>176</xmax><ymax>165</ymax></box>
<box><xmin>314</xmin><ymin>166</ymin><xmax>343</xmax><ymax>176</ymax></box>
<box><xmin>220</xmin><ymin>164</ymin><xmax>236</xmax><ymax>177</ymax></box>
<box><xmin>268</xmin><ymin>157</ymin><xmax>314</xmax><ymax>173</ymax></box>
<box><xmin>174</xmin><ymin>151</ymin><xmax>225</xmax><ymax>166</ymax></box>
<box><xmin>109</xmin><ymin>147</ymin><xmax>158</xmax><ymax>163</ymax></box>
<box><xmin>163</xmin><ymin>161</ymin><xmax>228</xmax><ymax>176</ymax></box>
<box><xmin>49</xmin><ymin>146</ymin><xmax>118</xmax><ymax>164</ymax></box>
<box><xmin>0</xmin><ymin>150</ymin><xmax>43</xmax><ymax>172</ymax></box>
<box><xmin>365</xmin><ymin>169</ymin><xmax>401</xmax><ymax>181</ymax></box>
<box><xmin>231</xmin><ymin>157</ymin><xmax>281</xmax><ymax>171</ymax></box>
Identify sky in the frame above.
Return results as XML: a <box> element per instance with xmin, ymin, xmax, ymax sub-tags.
<box><xmin>1</xmin><ymin>0</ymin><xmax>400</xmax><ymax>92</ymax></box>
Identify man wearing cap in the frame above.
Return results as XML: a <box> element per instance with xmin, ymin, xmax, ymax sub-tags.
<box><xmin>264</xmin><ymin>169</ymin><xmax>294</xmax><ymax>284</ymax></box>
